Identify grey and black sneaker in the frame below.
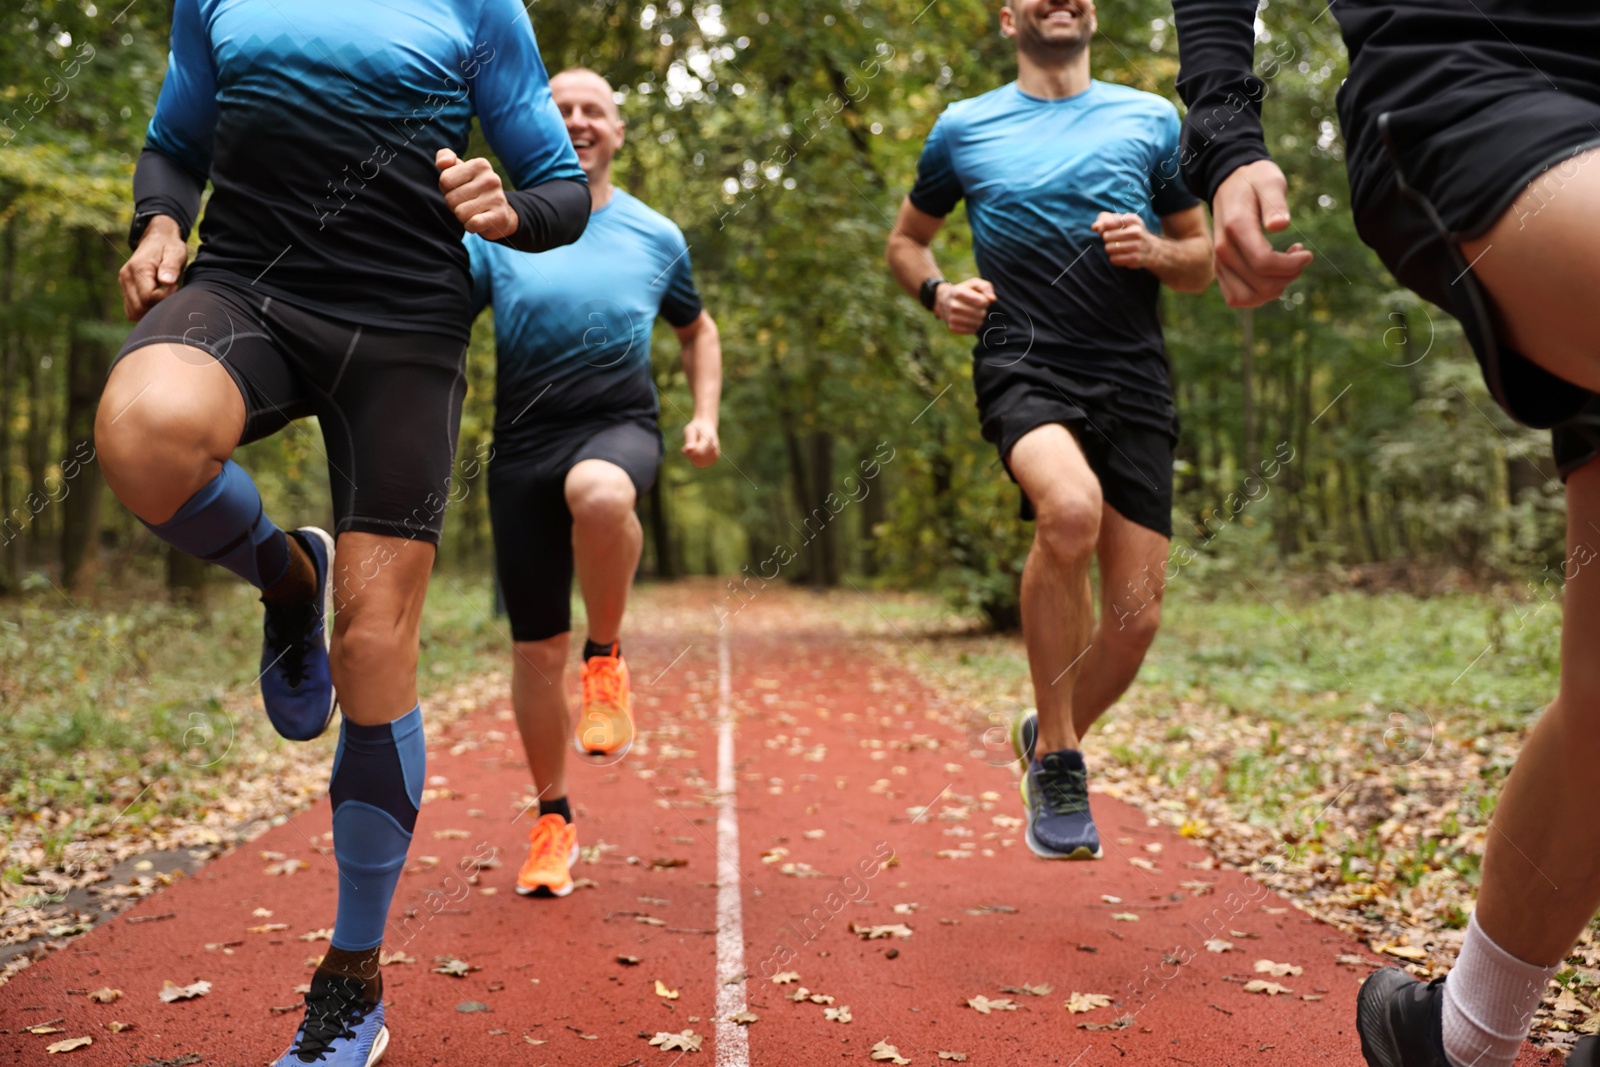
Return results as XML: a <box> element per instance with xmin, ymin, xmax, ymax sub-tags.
<box><xmin>1010</xmin><ymin>708</ymin><xmax>1038</xmax><ymax>765</ymax></box>
<box><xmin>1572</xmin><ymin>1037</ymin><xmax>1600</xmax><ymax>1066</ymax></box>
<box><xmin>1356</xmin><ymin>968</ymin><xmax>1450</xmax><ymax>1067</ymax></box>
<box><xmin>1020</xmin><ymin>748</ymin><xmax>1102</xmax><ymax>860</ymax></box>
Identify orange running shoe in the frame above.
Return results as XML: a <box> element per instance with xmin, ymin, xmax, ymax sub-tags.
<box><xmin>575</xmin><ymin>646</ymin><xmax>634</xmax><ymax>758</ymax></box>
<box><xmin>515</xmin><ymin>813</ymin><xmax>579</xmax><ymax>897</ymax></box>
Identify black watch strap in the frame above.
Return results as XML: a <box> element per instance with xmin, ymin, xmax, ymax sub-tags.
<box><xmin>919</xmin><ymin>276</ymin><xmax>946</xmax><ymax>312</ymax></box>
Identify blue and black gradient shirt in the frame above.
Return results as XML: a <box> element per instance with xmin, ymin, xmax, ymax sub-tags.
<box><xmin>910</xmin><ymin>80</ymin><xmax>1200</xmax><ymax>393</ymax></box>
<box><xmin>467</xmin><ymin>189</ymin><xmax>703</xmax><ymax>458</ymax></box>
<box><xmin>133</xmin><ymin>0</ymin><xmax>586</xmax><ymax>339</ymax></box>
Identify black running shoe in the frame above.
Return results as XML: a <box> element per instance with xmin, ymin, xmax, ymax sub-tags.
<box><xmin>1020</xmin><ymin>748</ymin><xmax>1102</xmax><ymax>860</ymax></box>
<box><xmin>1572</xmin><ymin>1037</ymin><xmax>1600</xmax><ymax>1066</ymax></box>
<box><xmin>274</xmin><ymin>973</ymin><xmax>387</xmax><ymax>1066</ymax></box>
<box><xmin>1356</xmin><ymin>968</ymin><xmax>1450</xmax><ymax>1067</ymax></box>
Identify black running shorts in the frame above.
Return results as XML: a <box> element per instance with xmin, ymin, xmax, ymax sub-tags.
<box><xmin>113</xmin><ymin>273</ymin><xmax>468</xmax><ymax>542</ymax></box>
<box><xmin>973</xmin><ymin>355</ymin><xmax>1176</xmax><ymax>538</ymax></box>
<box><xmin>1336</xmin><ymin>2</ymin><xmax>1600</xmax><ymax>472</ymax></box>
<box><xmin>489</xmin><ymin>418</ymin><xmax>663</xmax><ymax>642</ymax></box>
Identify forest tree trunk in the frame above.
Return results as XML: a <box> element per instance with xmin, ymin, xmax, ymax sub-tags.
<box><xmin>60</xmin><ymin>228</ymin><xmax>117</xmax><ymax>589</ymax></box>
<box><xmin>806</xmin><ymin>430</ymin><xmax>839</xmax><ymax>588</ymax></box>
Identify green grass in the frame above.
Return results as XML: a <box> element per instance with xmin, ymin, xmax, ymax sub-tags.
<box><xmin>0</xmin><ymin>571</ymin><xmax>512</xmax><ymax>878</ymax></box>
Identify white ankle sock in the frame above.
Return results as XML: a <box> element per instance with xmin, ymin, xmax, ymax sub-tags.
<box><xmin>1441</xmin><ymin>913</ymin><xmax>1557</xmax><ymax>1067</ymax></box>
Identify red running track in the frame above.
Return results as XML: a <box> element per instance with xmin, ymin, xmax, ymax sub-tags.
<box><xmin>0</xmin><ymin>597</ymin><xmax>1560</xmax><ymax>1066</ymax></box>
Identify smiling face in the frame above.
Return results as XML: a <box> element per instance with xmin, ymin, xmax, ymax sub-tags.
<box><xmin>1001</xmin><ymin>0</ymin><xmax>1097</xmax><ymax>60</ymax></box>
<box><xmin>550</xmin><ymin>69</ymin><xmax>625</xmax><ymax>183</ymax></box>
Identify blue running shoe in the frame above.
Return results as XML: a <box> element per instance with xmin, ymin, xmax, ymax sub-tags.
<box><xmin>1010</xmin><ymin>708</ymin><xmax>1037</xmax><ymax>765</ymax></box>
<box><xmin>261</xmin><ymin>527</ymin><xmax>336</xmax><ymax>741</ymax></box>
<box><xmin>1021</xmin><ymin>748</ymin><xmax>1102</xmax><ymax>860</ymax></box>
<box><xmin>275</xmin><ymin>973</ymin><xmax>388</xmax><ymax>1066</ymax></box>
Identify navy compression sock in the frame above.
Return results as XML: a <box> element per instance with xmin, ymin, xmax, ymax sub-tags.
<box><xmin>143</xmin><ymin>460</ymin><xmax>290</xmax><ymax>588</ymax></box>
<box><xmin>328</xmin><ymin>705</ymin><xmax>425</xmax><ymax>953</ymax></box>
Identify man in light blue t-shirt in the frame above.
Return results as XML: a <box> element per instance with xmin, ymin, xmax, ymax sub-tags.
<box><xmin>467</xmin><ymin>67</ymin><xmax>722</xmax><ymax>899</ymax></box>
<box><xmin>886</xmin><ymin>0</ymin><xmax>1213</xmax><ymax>861</ymax></box>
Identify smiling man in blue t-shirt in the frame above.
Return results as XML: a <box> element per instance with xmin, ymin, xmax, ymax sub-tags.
<box><xmin>467</xmin><ymin>67</ymin><xmax>722</xmax><ymax>900</ymax></box>
<box><xmin>886</xmin><ymin>0</ymin><xmax>1213</xmax><ymax>861</ymax></box>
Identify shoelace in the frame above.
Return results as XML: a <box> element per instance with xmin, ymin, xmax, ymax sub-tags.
<box><xmin>292</xmin><ymin>982</ymin><xmax>372</xmax><ymax>1063</ymax></box>
<box><xmin>583</xmin><ymin>658</ymin><xmax>624</xmax><ymax>709</ymax></box>
<box><xmin>1035</xmin><ymin>760</ymin><xmax>1090</xmax><ymax>818</ymax></box>
<box><xmin>526</xmin><ymin>818</ymin><xmax>567</xmax><ymax>869</ymax></box>
<box><xmin>263</xmin><ymin>600</ymin><xmax>318</xmax><ymax>688</ymax></box>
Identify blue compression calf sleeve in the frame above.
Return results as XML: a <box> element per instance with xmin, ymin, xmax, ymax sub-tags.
<box><xmin>328</xmin><ymin>705</ymin><xmax>425</xmax><ymax>952</ymax></box>
<box><xmin>143</xmin><ymin>460</ymin><xmax>290</xmax><ymax>589</ymax></box>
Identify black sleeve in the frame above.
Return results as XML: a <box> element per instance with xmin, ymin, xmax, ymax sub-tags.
<box><xmin>130</xmin><ymin>147</ymin><xmax>205</xmax><ymax>247</ymax></box>
<box><xmin>495</xmin><ymin>177</ymin><xmax>590</xmax><ymax>253</ymax></box>
<box><xmin>1172</xmin><ymin>0</ymin><xmax>1273</xmax><ymax>203</ymax></box>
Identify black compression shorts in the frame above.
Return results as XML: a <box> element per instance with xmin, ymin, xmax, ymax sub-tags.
<box><xmin>113</xmin><ymin>273</ymin><xmax>467</xmax><ymax>542</ymax></box>
<box><xmin>489</xmin><ymin>419</ymin><xmax>663</xmax><ymax>642</ymax></box>
<box><xmin>1337</xmin><ymin>2</ymin><xmax>1600</xmax><ymax>472</ymax></box>
<box><xmin>973</xmin><ymin>355</ymin><xmax>1176</xmax><ymax>538</ymax></box>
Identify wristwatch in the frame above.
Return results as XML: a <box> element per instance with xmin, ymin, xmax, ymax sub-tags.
<box><xmin>919</xmin><ymin>275</ymin><xmax>947</xmax><ymax>313</ymax></box>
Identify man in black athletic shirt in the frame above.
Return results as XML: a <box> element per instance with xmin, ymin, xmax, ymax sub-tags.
<box><xmin>1172</xmin><ymin>2</ymin><xmax>1600</xmax><ymax>1064</ymax></box>
<box><xmin>95</xmin><ymin>1</ymin><xmax>586</xmax><ymax>1062</ymax></box>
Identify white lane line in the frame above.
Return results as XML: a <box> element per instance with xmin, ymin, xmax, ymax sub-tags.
<box><xmin>713</xmin><ymin>626</ymin><xmax>750</xmax><ymax>1067</ymax></box>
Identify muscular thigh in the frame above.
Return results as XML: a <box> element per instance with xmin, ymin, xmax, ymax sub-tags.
<box><xmin>1462</xmin><ymin>147</ymin><xmax>1600</xmax><ymax>396</ymax></box>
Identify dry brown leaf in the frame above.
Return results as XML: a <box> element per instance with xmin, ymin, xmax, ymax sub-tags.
<box><xmin>247</xmin><ymin>923</ymin><xmax>289</xmax><ymax>934</ymax></box>
<box><xmin>770</xmin><ymin>970</ymin><xmax>801</xmax><ymax>984</ymax></box>
<box><xmin>850</xmin><ymin>922</ymin><xmax>913</xmax><ymax>941</ymax></box>
<box><xmin>86</xmin><ymin>987</ymin><xmax>121</xmax><ymax>1003</ymax></box>
<box><xmin>1253</xmin><ymin>959</ymin><xmax>1304</xmax><ymax>978</ymax></box>
<box><xmin>45</xmin><ymin>1037</ymin><xmax>92</xmax><ymax>1054</ymax></box>
<box><xmin>870</xmin><ymin>1040</ymin><xmax>911</xmax><ymax>1064</ymax></box>
<box><xmin>1376</xmin><ymin>943</ymin><xmax>1428</xmax><ymax>961</ymax></box>
<box><xmin>1205</xmin><ymin>939</ymin><xmax>1234</xmax><ymax>953</ymax></box>
<box><xmin>1242</xmin><ymin>980</ymin><xmax>1294</xmax><ymax>996</ymax></box>
<box><xmin>1065</xmin><ymin>992</ymin><xmax>1112</xmax><ymax>1013</ymax></box>
<box><xmin>158</xmin><ymin>979</ymin><xmax>212</xmax><ymax>1002</ymax></box>
<box><xmin>655</xmin><ymin>979</ymin><xmax>681</xmax><ymax>1000</ymax></box>
<box><xmin>938</xmin><ymin>1054</ymin><xmax>968</xmax><ymax>1063</ymax></box>
<box><xmin>966</xmin><ymin>995</ymin><xmax>1018</xmax><ymax>1015</ymax></box>
<box><xmin>729</xmin><ymin>1011</ymin><xmax>759</xmax><ymax>1025</ymax></box>
<box><xmin>1110</xmin><ymin>912</ymin><xmax>1139</xmax><ymax>922</ymax></box>
<box><xmin>824</xmin><ymin>1005</ymin><xmax>853</xmax><ymax>1023</ymax></box>
<box><xmin>648</xmin><ymin>1029</ymin><xmax>702</xmax><ymax>1052</ymax></box>
<box><xmin>105</xmin><ymin>1022</ymin><xmax>133</xmax><ymax>1033</ymax></box>
<box><xmin>433</xmin><ymin>958</ymin><xmax>474</xmax><ymax>977</ymax></box>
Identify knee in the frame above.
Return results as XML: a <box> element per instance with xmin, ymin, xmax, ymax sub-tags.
<box><xmin>332</xmin><ymin>607</ymin><xmax>415</xmax><ymax>680</ymax></box>
<box><xmin>567</xmin><ymin>478</ymin><xmax>636</xmax><ymax>529</ymax></box>
<box><xmin>1033</xmin><ymin>486</ymin><xmax>1102</xmax><ymax>569</ymax></box>
<box><xmin>514</xmin><ymin>636</ymin><xmax>569</xmax><ymax>681</ymax></box>
<box><xmin>96</xmin><ymin>375</ymin><xmax>226</xmax><ymax>485</ymax></box>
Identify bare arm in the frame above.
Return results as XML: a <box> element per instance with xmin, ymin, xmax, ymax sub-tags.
<box><xmin>885</xmin><ymin>197</ymin><xmax>995</xmax><ymax>333</ymax></box>
<box><xmin>675</xmin><ymin>310</ymin><xmax>721</xmax><ymax>468</ymax></box>
<box><xmin>1092</xmin><ymin>205</ymin><xmax>1215</xmax><ymax>294</ymax></box>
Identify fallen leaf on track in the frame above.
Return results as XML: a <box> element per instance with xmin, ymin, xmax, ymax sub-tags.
<box><xmin>1110</xmin><ymin>912</ymin><xmax>1139</xmax><ymax>922</ymax></box>
<box><xmin>938</xmin><ymin>1054</ymin><xmax>968</xmax><ymax>1063</ymax></box>
<box><xmin>729</xmin><ymin>1011</ymin><xmax>759</xmax><ymax>1025</ymax></box>
<box><xmin>1205</xmin><ymin>939</ymin><xmax>1234</xmax><ymax>953</ymax></box>
<box><xmin>618</xmin><ymin>955</ymin><xmax>642</xmax><ymax>966</ymax></box>
<box><xmin>1254</xmin><ymin>959</ymin><xmax>1303</xmax><ymax>977</ymax></box>
<box><xmin>824</xmin><ymin>1005</ymin><xmax>852</xmax><ymax>1023</ymax></box>
<box><xmin>771</xmin><ymin>971</ymin><xmax>800</xmax><ymax>984</ymax></box>
<box><xmin>870</xmin><ymin>1039</ymin><xmax>911</xmax><ymax>1064</ymax></box>
<box><xmin>433</xmin><ymin>958</ymin><xmax>477</xmax><ymax>977</ymax></box>
<box><xmin>1243</xmin><ymin>980</ymin><xmax>1294</xmax><ymax>996</ymax></box>
<box><xmin>648</xmin><ymin>1029</ymin><xmax>702</xmax><ymax>1052</ymax></box>
<box><xmin>159</xmin><ymin>979</ymin><xmax>212</xmax><ymax>1002</ymax></box>
<box><xmin>45</xmin><ymin>1037</ymin><xmax>92</xmax><ymax>1054</ymax></box>
<box><xmin>1079</xmin><ymin>1014</ymin><xmax>1134</xmax><ymax>1032</ymax></box>
<box><xmin>850</xmin><ymin>922</ymin><xmax>912</xmax><ymax>940</ymax></box>
<box><xmin>999</xmin><ymin>983</ymin><xmax>1053</xmax><ymax>997</ymax></box>
<box><xmin>456</xmin><ymin>1001</ymin><xmax>491</xmax><ymax>1014</ymax></box>
<box><xmin>966</xmin><ymin>995</ymin><xmax>1018</xmax><ymax>1014</ymax></box>
<box><xmin>1065</xmin><ymin>992</ymin><xmax>1112</xmax><ymax>1013</ymax></box>
<box><xmin>247</xmin><ymin>923</ymin><xmax>288</xmax><ymax>934</ymax></box>
<box><xmin>86</xmin><ymin>987</ymin><xmax>121</xmax><ymax>1003</ymax></box>
<box><xmin>655</xmin><ymin>980</ymin><xmax>681</xmax><ymax>1000</ymax></box>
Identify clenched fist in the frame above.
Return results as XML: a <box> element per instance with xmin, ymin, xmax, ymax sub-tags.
<box><xmin>119</xmin><ymin>215</ymin><xmax>188</xmax><ymax>321</ymax></box>
<box><xmin>934</xmin><ymin>277</ymin><xmax>997</xmax><ymax>335</ymax></box>
<box><xmin>1092</xmin><ymin>211</ymin><xmax>1158</xmax><ymax>270</ymax></box>
<box><xmin>435</xmin><ymin>148</ymin><xmax>519</xmax><ymax>240</ymax></box>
